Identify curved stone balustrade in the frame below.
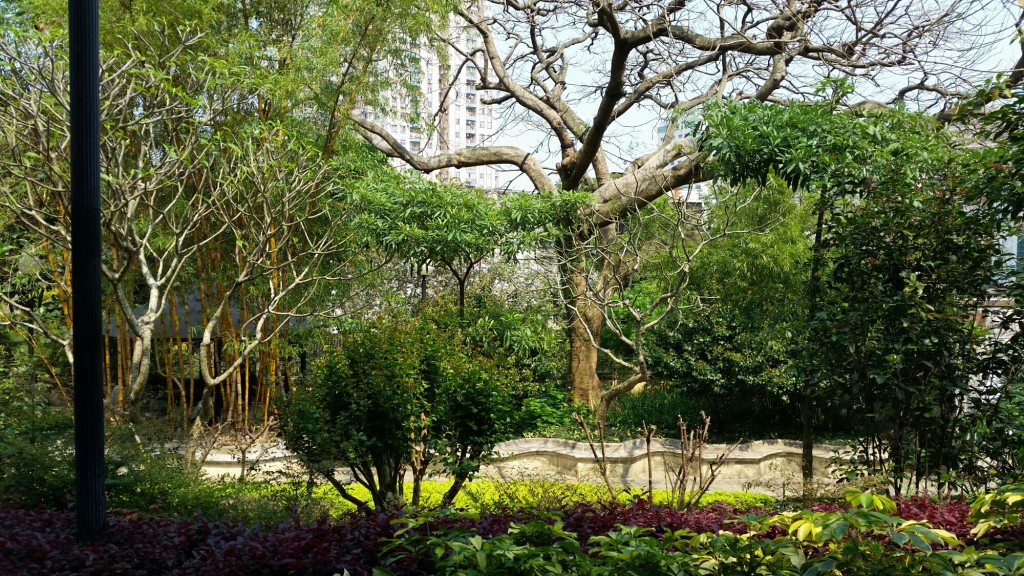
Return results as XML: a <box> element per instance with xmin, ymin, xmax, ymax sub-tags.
<box><xmin>198</xmin><ymin>438</ymin><xmax>841</xmax><ymax>494</ymax></box>
<box><xmin>483</xmin><ymin>438</ymin><xmax>839</xmax><ymax>493</ymax></box>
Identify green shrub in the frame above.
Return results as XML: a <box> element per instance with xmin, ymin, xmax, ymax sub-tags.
<box><xmin>969</xmin><ymin>483</ymin><xmax>1024</xmax><ymax>540</ymax></box>
<box><xmin>699</xmin><ymin>491</ymin><xmax>777</xmax><ymax>509</ymax></box>
<box><xmin>421</xmin><ymin>296</ymin><xmax>574</xmax><ymax>438</ymax></box>
<box><xmin>516</xmin><ymin>386</ymin><xmax>577</xmax><ymax>437</ymax></box>
<box><xmin>0</xmin><ymin>391</ymin><xmax>75</xmax><ymax>508</ymax></box>
<box><xmin>280</xmin><ymin>313</ymin><xmax>523</xmax><ymax>510</ymax></box>
<box><xmin>190</xmin><ymin>479</ymin><xmax>777</xmax><ymax>519</ymax></box>
<box><xmin>381</xmin><ymin>488</ymin><xmax>1024</xmax><ymax>575</ymax></box>
<box><xmin>0</xmin><ymin>424</ymin><xmax>75</xmax><ymax>508</ymax></box>
<box><xmin>0</xmin><ymin>403</ymin><xmax>253</xmax><ymax>517</ymax></box>
<box><xmin>646</xmin><ymin>306</ymin><xmax>801</xmax><ymax>439</ymax></box>
<box><xmin>386</xmin><ymin>517</ymin><xmax>588</xmax><ymax>574</ymax></box>
<box><xmin>606</xmin><ymin>386</ymin><xmax>703</xmax><ymax>435</ymax></box>
<box><xmin>459</xmin><ymin>480</ymin><xmax>777</xmax><ymax>513</ymax></box>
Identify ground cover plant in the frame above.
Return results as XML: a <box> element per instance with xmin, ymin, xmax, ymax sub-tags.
<box><xmin>185</xmin><ymin>480</ymin><xmax>777</xmax><ymax>519</ymax></box>
<box><xmin>4</xmin><ymin>488</ymin><xmax>1024</xmax><ymax>575</ymax></box>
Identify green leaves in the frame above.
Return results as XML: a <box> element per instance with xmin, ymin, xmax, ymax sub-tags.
<box><xmin>375</xmin><ymin>485</ymin><xmax>1024</xmax><ymax>575</ymax></box>
<box><xmin>700</xmin><ymin>99</ymin><xmax>950</xmax><ymax>197</ymax></box>
<box><xmin>969</xmin><ymin>484</ymin><xmax>1024</xmax><ymax>539</ymax></box>
<box><xmin>354</xmin><ymin>175</ymin><xmax>563</xmax><ymax>267</ymax></box>
<box><xmin>279</xmin><ymin>312</ymin><xmax>523</xmax><ymax>509</ymax></box>
<box><xmin>352</xmin><ymin>174</ymin><xmax>569</xmax><ymax>314</ymax></box>
<box><xmin>845</xmin><ymin>488</ymin><xmax>898</xmax><ymax>514</ymax></box>
<box><xmin>701</xmin><ymin>97</ymin><xmax>1011</xmax><ymax>491</ymax></box>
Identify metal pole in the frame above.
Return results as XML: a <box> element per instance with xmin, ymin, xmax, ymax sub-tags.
<box><xmin>419</xmin><ymin>262</ymin><xmax>429</xmax><ymax>301</ymax></box>
<box><xmin>69</xmin><ymin>0</ymin><xmax>106</xmax><ymax>542</ymax></box>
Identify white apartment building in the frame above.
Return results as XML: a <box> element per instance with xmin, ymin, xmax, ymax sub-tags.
<box><xmin>360</xmin><ymin>14</ymin><xmax>499</xmax><ymax>191</ymax></box>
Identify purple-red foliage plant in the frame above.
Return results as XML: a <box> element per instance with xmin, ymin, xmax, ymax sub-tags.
<box><xmin>0</xmin><ymin>507</ymin><xmax>407</xmax><ymax>576</ymax></box>
<box><xmin>7</xmin><ymin>497</ymin><xmax>1019</xmax><ymax>575</ymax></box>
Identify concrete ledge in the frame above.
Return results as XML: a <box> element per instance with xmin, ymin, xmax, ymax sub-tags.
<box><xmin>196</xmin><ymin>438</ymin><xmax>840</xmax><ymax>494</ymax></box>
<box><xmin>483</xmin><ymin>438</ymin><xmax>837</xmax><ymax>492</ymax></box>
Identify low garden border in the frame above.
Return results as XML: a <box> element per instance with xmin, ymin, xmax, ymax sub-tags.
<box><xmin>198</xmin><ymin>438</ymin><xmax>839</xmax><ymax>493</ymax></box>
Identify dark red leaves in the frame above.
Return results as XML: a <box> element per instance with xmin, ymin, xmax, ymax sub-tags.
<box><xmin>0</xmin><ymin>497</ymin><xmax>1005</xmax><ymax>575</ymax></box>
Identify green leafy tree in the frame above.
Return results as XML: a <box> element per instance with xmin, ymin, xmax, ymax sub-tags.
<box><xmin>281</xmin><ymin>318</ymin><xmax>422</xmax><ymax>509</ymax></box>
<box><xmin>819</xmin><ymin>167</ymin><xmax>1002</xmax><ymax>492</ymax></box>
<box><xmin>422</xmin><ymin>296</ymin><xmax>573</xmax><ymax>437</ymax></box>
<box><xmin>701</xmin><ymin>95</ymin><xmax>1010</xmax><ymax>492</ymax></box>
<box><xmin>6</xmin><ymin>0</ymin><xmax>453</xmax><ymax>156</ymax></box>
<box><xmin>0</xmin><ymin>27</ymin><xmax>366</xmax><ymax>427</ymax></box>
<box><xmin>949</xmin><ymin>81</ymin><xmax>1024</xmax><ymax>486</ymax></box>
<box><xmin>355</xmin><ymin>175</ymin><xmax>556</xmax><ymax>317</ymax></box>
<box><xmin>632</xmin><ymin>175</ymin><xmax>809</xmax><ymax>438</ymax></box>
<box><xmin>645</xmin><ymin>306</ymin><xmax>800</xmax><ymax>438</ymax></box>
<box><xmin>562</xmin><ymin>184</ymin><xmax>783</xmax><ymax>425</ymax></box>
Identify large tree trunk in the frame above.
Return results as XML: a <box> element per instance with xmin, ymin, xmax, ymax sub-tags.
<box><xmin>566</xmin><ymin>278</ymin><xmax>604</xmax><ymax>407</ymax></box>
<box><xmin>560</xmin><ymin>224</ymin><xmax>617</xmax><ymax>408</ymax></box>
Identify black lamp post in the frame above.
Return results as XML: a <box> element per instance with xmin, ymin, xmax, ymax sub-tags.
<box><xmin>69</xmin><ymin>0</ymin><xmax>106</xmax><ymax>542</ymax></box>
<box><xmin>419</xmin><ymin>262</ymin><xmax>431</xmax><ymax>301</ymax></box>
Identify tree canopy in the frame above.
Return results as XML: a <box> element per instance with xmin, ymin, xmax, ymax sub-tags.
<box><xmin>352</xmin><ymin>0</ymin><xmax>1022</xmax><ymax>403</ymax></box>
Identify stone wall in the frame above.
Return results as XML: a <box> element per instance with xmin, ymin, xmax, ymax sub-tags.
<box><xmin>481</xmin><ymin>438</ymin><xmax>836</xmax><ymax>494</ymax></box>
<box><xmin>200</xmin><ymin>438</ymin><xmax>840</xmax><ymax>495</ymax></box>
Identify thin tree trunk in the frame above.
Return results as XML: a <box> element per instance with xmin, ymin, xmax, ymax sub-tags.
<box><xmin>802</xmin><ymin>194</ymin><xmax>828</xmax><ymax>490</ymax></box>
<box><xmin>103</xmin><ymin>298</ymin><xmax>113</xmax><ymax>401</ymax></box>
<box><xmin>156</xmin><ymin>309</ymin><xmax>173</xmax><ymax>418</ymax></box>
<box><xmin>171</xmin><ymin>291</ymin><xmax>188</xmax><ymax>424</ymax></box>
<box><xmin>116</xmin><ymin>312</ymin><xmax>128</xmax><ymax>409</ymax></box>
<box><xmin>241</xmin><ymin>283</ymin><xmax>250</xmax><ymax>427</ymax></box>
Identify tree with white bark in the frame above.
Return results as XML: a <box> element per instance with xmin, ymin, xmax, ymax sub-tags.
<box><xmin>0</xmin><ymin>29</ymin><xmax>238</xmax><ymax>411</ymax></box>
<box><xmin>191</xmin><ymin>125</ymin><xmax>359</xmax><ymax>425</ymax></box>
<box><xmin>0</xmin><ymin>27</ymin><xmax>362</xmax><ymax>425</ymax></box>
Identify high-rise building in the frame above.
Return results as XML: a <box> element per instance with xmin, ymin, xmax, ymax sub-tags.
<box><xmin>359</xmin><ymin>12</ymin><xmax>499</xmax><ymax>191</ymax></box>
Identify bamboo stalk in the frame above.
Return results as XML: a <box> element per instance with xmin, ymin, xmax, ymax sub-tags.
<box><xmin>170</xmin><ymin>291</ymin><xmax>188</xmax><ymax>425</ymax></box>
<box><xmin>241</xmin><ymin>282</ymin><xmax>250</xmax><ymax>428</ymax></box>
<box><xmin>42</xmin><ymin>238</ymin><xmax>73</xmax><ymax>337</ymax></box>
<box><xmin>112</xmin><ymin>304</ymin><xmax>128</xmax><ymax>411</ymax></box>
<box><xmin>110</xmin><ymin>242</ymin><xmax>126</xmax><ymax>409</ymax></box>
<box><xmin>258</xmin><ymin>346</ymin><xmax>269</xmax><ymax>425</ymax></box>
<box><xmin>223</xmin><ymin>279</ymin><xmax>239</xmax><ymax>426</ymax></box>
<box><xmin>103</xmin><ymin>296</ymin><xmax>113</xmax><ymax>400</ymax></box>
<box><xmin>162</xmin><ymin>297</ymin><xmax>175</xmax><ymax>420</ymax></box>
<box><xmin>181</xmin><ymin>289</ymin><xmax>193</xmax><ymax>413</ymax></box>
<box><xmin>267</xmin><ymin>228</ymin><xmax>279</xmax><ymax>424</ymax></box>
<box><xmin>117</xmin><ymin>311</ymin><xmax>127</xmax><ymax>410</ymax></box>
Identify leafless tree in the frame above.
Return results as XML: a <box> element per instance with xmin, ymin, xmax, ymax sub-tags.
<box><xmin>352</xmin><ymin>0</ymin><xmax>1021</xmax><ymax>405</ymax></box>
<box><xmin>0</xmin><ymin>30</ymin><xmax>236</xmax><ymax>410</ymax></box>
<box><xmin>189</xmin><ymin>131</ymin><xmax>356</xmax><ymax>430</ymax></box>
<box><xmin>0</xmin><ymin>29</ymin><xmax>359</xmax><ymax>427</ymax></box>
